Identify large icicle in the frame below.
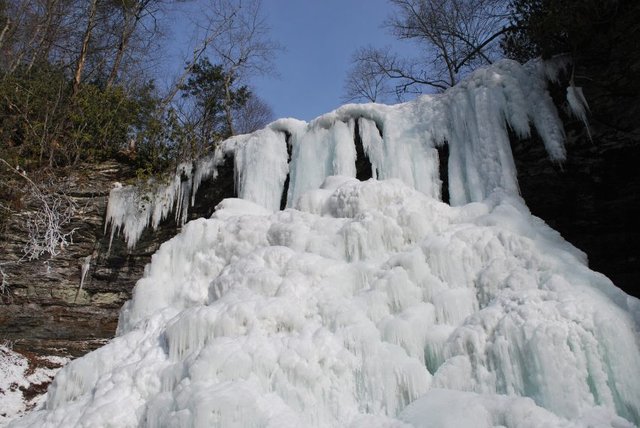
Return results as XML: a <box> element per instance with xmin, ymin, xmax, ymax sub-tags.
<box><xmin>566</xmin><ymin>85</ymin><xmax>591</xmax><ymax>140</ymax></box>
<box><xmin>357</xmin><ymin>118</ymin><xmax>384</xmax><ymax>179</ymax></box>
<box><xmin>285</xmin><ymin>119</ymin><xmax>357</xmax><ymax>207</ymax></box>
<box><xmin>232</xmin><ymin>127</ymin><xmax>289</xmax><ymax>211</ymax></box>
<box><xmin>104</xmin><ymin>162</ymin><xmax>194</xmax><ymax>250</ymax></box>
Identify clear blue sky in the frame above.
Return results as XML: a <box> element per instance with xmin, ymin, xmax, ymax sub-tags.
<box><xmin>251</xmin><ymin>0</ymin><xmax>404</xmax><ymax>121</ymax></box>
<box><xmin>163</xmin><ymin>1</ymin><xmax>414</xmax><ymax>122</ymax></box>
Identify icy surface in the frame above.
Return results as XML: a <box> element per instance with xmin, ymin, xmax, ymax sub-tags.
<box><xmin>104</xmin><ymin>162</ymin><xmax>194</xmax><ymax>250</ymax></box>
<box><xmin>21</xmin><ymin>58</ymin><xmax>640</xmax><ymax>427</ymax></box>
<box><xmin>13</xmin><ymin>176</ymin><xmax>640</xmax><ymax>427</ymax></box>
<box><xmin>232</xmin><ymin>128</ymin><xmax>289</xmax><ymax>211</ymax></box>
<box><xmin>105</xmin><ymin>59</ymin><xmax>567</xmax><ymax>248</ymax></box>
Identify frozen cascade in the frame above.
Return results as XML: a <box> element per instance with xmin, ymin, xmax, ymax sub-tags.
<box><xmin>14</xmin><ymin>59</ymin><xmax>640</xmax><ymax>427</ymax></box>
<box><xmin>233</xmin><ymin>128</ymin><xmax>290</xmax><ymax>211</ymax></box>
<box><xmin>104</xmin><ymin>59</ymin><xmax>564</xmax><ymax>250</ymax></box>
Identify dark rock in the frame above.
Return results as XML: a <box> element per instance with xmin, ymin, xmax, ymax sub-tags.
<box><xmin>512</xmin><ymin>49</ymin><xmax>640</xmax><ymax>298</ymax></box>
<box><xmin>0</xmin><ymin>158</ymin><xmax>237</xmax><ymax>357</ymax></box>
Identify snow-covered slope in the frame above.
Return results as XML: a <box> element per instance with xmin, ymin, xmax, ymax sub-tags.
<box><xmin>0</xmin><ymin>346</ymin><xmax>68</xmax><ymax>427</ymax></box>
<box><xmin>11</xmin><ymin>59</ymin><xmax>640</xmax><ymax>427</ymax></box>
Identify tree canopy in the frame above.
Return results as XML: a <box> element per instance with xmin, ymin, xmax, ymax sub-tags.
<box><xmin>0</xmin><ymin>0</ymin><xmax>277</xmax><ymax>175</ymax></box>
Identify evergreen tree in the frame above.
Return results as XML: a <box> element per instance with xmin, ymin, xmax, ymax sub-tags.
<box><xmin>180</xmin><ymin>58</ymin><xmax>250</xmax><ymax>144</ymax></box>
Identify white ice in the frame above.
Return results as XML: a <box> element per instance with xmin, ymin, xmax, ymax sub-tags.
<box><xmin>12</xmin><ymin>59</ymin><xmax>640</xmax><ymax>427</ymax></box>
<box><xmin>14</xmin><ymin>176</ymin><xmax>640</xmax><ymax>427</ymax></box>
<box><xmin>105</xmin><ymin>59</ymin><xmax>566</xmax><ymax>249</ymax></box>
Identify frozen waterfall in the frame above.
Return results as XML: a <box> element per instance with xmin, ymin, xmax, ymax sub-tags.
<box><xmin>13</xmin><ymin>59</ymin><xmax>640</xmax><ymax>427</ymax></box>
<box><xmin>104</xmin><ymin>59</ymin><xmax>566</xmax><ymax>250</ymax></box>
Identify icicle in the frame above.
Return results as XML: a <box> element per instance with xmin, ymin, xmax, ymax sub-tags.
<box><xmin>105</xmin><ymin>59</ymin><xmax>579</xmax><ymax>248</ymax></box>
<box><xmin>357</xmin><ymin>118</ymin><xmax>384</xmax><ymax>179</ymax></box>
<box><xmin>567</xmin><ymin>85</ymin><xmax>592</xmax><ymax>140</ymax></box>
<box><xmin>191</xmin><ymin>154</ymin><xmax>218</xmax><ymax>205</ymax></box>
<box><xmin>74</xmin><ymin>255</ymin><xmax>92</xmax><ymax>303</ymax></box>
<box><xmin>233</xmin><ymin>128</ymin><xmax>289</xmax><ymax>211</ymax></box>
<box><xmin>286</xmin><ymin>119</ymin><xmax>356</xmax><ymax>207</ymax></box>
<box><xmin>104</xmin><ymin>153</ymin><xmax>224</xmax><ymax>249</ymax></box>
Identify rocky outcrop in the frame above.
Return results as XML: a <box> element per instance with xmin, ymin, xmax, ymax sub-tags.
<box><xmin>0</xmin><ymin>157</ymin><xmax>235</xmax><ymax>357</ymax></box>
<box><xmin>512</xmin><ymin>25</ymin><xmax>640</xmax><ymax>299</ymax></box>
<box><xmin>513</xmin><ymin>120</ymin><xmax>640</xmax><ymax>299</ymax></box>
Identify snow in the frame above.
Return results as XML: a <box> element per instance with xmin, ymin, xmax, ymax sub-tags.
<box><xmin>0</xmin><ymin>346</ymin><xmax>68</xmax><ymax>427</ymax></box>
<box><xmin>10</xmin><ymin>58</ymin><xmax>640</xmax><ymax>427</ymax></box>
<box><xmin>399</xmin><ymin>389</ymin><xmax>633</xmax><ymax>428</ymax></box>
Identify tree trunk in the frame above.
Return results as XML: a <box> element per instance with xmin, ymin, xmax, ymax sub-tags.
<box><xmin>0</xmin><ymin>18</ymin><xmax>10</xmax><ymax>51</ymax></box>
<box><xmin>224</xmin><ymin>74</ymin><xmax>235</xmax><ymax>137</ymax></box>
<box><xmin>28</xmin><ymin>0</ymin><xmax>61</xmax><ymax>72</ymax></box>
<box><xmin>72</xmin><ymin>0</ymin><xmax>98</xmax><ymax>97</ymax></box>
<box><xmin>107</xmin><ymin>8</ymin><xmax>136</xmax><ymax>88</ymax></box>
<box><xmin>9</xmin><ymin>25</ymin><xmax>41</xmax><ymax>73</ymax></box>
<box><xmin>107</xmin><ymin>35</ymin><xmax>128</xmax><ymax>87</ymax></box>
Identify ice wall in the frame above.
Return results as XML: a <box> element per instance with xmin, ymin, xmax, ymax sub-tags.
<box><xmin>105</xmin><ymin>59</ymin><xmax>567</xmax><ymax>249</ymax></box>
<box><xmin>15</xmin><ymin>178</ymin><xmax>640</xmax><ymax>427</ymax></box>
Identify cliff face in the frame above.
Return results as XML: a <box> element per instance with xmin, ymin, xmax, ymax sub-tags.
<box><xmin>0</xmin><ymin>158</ymin><xmax>235</xmax><ymax>357</ymax></box>
<box><xmin>514</xmin><ymin>114</ymin><xmax>640</xmax><ymax>298</ymax></box>
<box><xmin>513</xmin><ymin>29</ymin><xmax>640</xmax><ymax>299</ymax></box>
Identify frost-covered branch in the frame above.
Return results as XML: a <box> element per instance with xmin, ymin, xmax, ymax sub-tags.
<box><xmin>23</xmin><ymin>188</ymin><xmax>77</xmax><ymax>260</ymax></box>
<box><xmin>0</xmin><ymin>158</ymin><xmax>77</xmax><ymax>261</ymax></box>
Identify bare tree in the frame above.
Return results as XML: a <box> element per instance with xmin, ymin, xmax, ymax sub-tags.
<box><xmin>106</xmin><ymin>0</ymin><xmax>163</xmax><ymax>88</ymax></box>
<box><xmin>72</xmin><ymin>0</ymin><xmax>98</xmax><ymax>96</ymax></box>
<box><xmin>0</xmin><ymin>0</ymin><xmax>53</xmax><ymax>72</ymax></box>
<box><xmin>162</xmin><ymin>0</ymin><xmax>279</xmax><ymax>140</ymax></box>
<box><xmin>235</xmin><ymin>93</ymin><xmax>274</xmax><ymax>134</ymax></box>
<box><xmin>345</xmin><ymin>0</ymin><xmax>511</xmax><ymax>102</ymax></box>
<box><xmin>343</xmin><ymin>49</ymin><xmax>393</xmax><ymax>103</ymax></box>
<box><xmin>202</xmin><ymin>0</ymin><xmax>280</xmax><ymax>136</ymax></box>
<box><xmin>0</xmin><ymin>1</ymin><xmax>98</xmax><ymax>77</ymax></box>
<box><xmin>345</xmin><ymin>46</ymin><xmax>452</xmax><ymax>102</ymax></box>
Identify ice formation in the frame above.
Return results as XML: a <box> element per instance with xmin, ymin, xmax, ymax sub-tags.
<box><xmin>566</xmin><ymin>85</ymin><xmax>591</xmax><ymax>140</ymax></box>
<box><xmin>105</xmin><ymin>59</ymin><xmax>567</xmax><ymax>249</ymax></box>
<box><xmin>13</xmin><ymin>59</ymin><xmax>640</xmax><ymax>427</ymax></box>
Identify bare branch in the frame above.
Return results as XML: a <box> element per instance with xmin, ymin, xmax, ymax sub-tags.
<box><xmin>345</xmin><ymin>0</ymin><xmax>510</xmax><ymax>100</ymax></box>
<box><xmin>0</xmin><ymin>159</ymin><xmax>77</xmax><ymax>260</ymax></box>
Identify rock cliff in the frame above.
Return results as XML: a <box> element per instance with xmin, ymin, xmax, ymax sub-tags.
<box><xmin>513</xmin><ymin>35</ymin><xmax>640</xmax><ymax>299</ymax></box>
<box><xmin>0</xmin><ymin>157</ymin><xmax>235</xmax><ymax>357</ymax></box>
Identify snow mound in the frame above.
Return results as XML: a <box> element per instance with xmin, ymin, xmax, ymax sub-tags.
<box><xmin>13</xmin><ymin>178</ymin><xmax>640</xmax><ymax>427</ymax></box>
